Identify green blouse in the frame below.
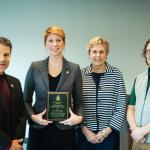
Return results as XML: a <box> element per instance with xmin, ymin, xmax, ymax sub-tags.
<box><xmin>128</xmin><ymin>80</ymin><xmax>136</xmax><ymax>105</ymax></box>
<box><xmin>128</xmin><ymin>74</ymin><xmax>150</xmax><ymax>105</ymax></box>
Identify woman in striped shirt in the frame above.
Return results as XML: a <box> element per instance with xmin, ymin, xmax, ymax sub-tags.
<box><xmin>76</xmin><ymin>36</ymin><xmax>127</xmax><ymax>150</ymax></box>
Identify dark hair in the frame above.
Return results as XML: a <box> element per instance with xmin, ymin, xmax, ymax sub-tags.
<box><xmin>142</xmin><ymin>39</ymin><xmax>150</xmax><ymax>65</ymax></box>
<box><xmin>0</xmin><ymin>37</ymin><xmax>12</xmax><ymax>53</ymax></box>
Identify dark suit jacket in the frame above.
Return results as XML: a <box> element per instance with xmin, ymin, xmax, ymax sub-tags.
<box><xmin>0</xmin><ymin>74</ymin><xmax>27</xmax><ymax>150</ymax></box>
<box><xmin>24</xmin><ymin>57</ymin><xmax>82</xmax><ymax>130</ymax></box>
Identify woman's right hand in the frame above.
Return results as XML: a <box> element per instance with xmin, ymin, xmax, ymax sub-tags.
<box><xmin>31</xmin><ymin>109</ymin><xmax>53</xmax><ymax>125</ymax></box>
<box><xmin>81</xmin><ymin>126</ymin><xmax>99</xmax><ymax>144</ymax></box>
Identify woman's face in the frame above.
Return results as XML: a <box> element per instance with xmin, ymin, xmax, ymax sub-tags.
<box><xmin>89</xmin><ymin>44</ymin><xmax>107</xmax><ymax>68</ymax></box>
<box><xmin>45</xmin><ymin>33</ymin><xmax>65</xmax><ymax>57</ymax></box>
<box><xmin>145</xmin><ymin>42</ymin><xmax>150</xmax><ymax>66</ymax></box>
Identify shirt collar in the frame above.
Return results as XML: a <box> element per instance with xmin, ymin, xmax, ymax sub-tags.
<box><xmin>84</xmin><ymin>62</ymin><xmax>114</xmax><ymax>75</ymax></box>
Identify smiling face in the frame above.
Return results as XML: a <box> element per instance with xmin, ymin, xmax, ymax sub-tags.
<box><xmin>45</xmin><ymin>33</ymin><xmax>65</xmax><ymax>57</ymax></box>
<box><xmin>0</xmin><ymin>44</ymin><xmax>11</xmax><ymax>75</ymax></box>
<box><xmin>89</xmin><ymin>44</ymin><xmax>107</xmax><ymax>69</ymax></box>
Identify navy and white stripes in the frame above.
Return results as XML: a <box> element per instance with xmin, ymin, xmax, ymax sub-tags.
<box><xmin>82</xmin><ymin>62</ymin><xmax>127</xmax><ymax>132</ymax></box>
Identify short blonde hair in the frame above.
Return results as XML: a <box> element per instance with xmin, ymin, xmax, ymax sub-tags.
<box><xmin>87</xmin><ymin>36</ymin><xmax>109</xmax><ymax>55</ymax></box>
<box><xmin>44</xmin><ymin>26</ymin><xmax>65</xmax><ymax>45</ymax></box>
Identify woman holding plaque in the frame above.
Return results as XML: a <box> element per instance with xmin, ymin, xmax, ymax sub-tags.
<box><xmin>76</xmin><ymin>36</ymin><xmax>127</xmax><ymax>150</ymax></box>
<box><xmin>24</xmin><ymin>26</ymin><xmax>83</xmax><ymax>150</ymax></box>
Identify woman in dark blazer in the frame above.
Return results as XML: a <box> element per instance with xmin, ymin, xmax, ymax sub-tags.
<box><xmin>24</xmin><ymin>26</ymin><xmax>83</xmax><ymax>150</ymax></box>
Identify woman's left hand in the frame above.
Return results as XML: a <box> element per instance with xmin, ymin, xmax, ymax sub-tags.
<box><xmin>96</xmin><ymin>127</ymin><xmax>112</xmax><ymax>143</ymax></box>
<box><xmin>59</xmin><ymin>107</ymin><xmax>83</xmax><ymax>126</ymax></box>
<box><xmin>96</xmin><ymin>131</ymin><xmax>105</xmax><ymax>143</ymax></box>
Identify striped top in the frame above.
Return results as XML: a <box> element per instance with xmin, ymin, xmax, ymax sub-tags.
<box><xmin>82</xmin><ymin>62</ymin><xmax>127</xmax><ymax>132</ymax></box>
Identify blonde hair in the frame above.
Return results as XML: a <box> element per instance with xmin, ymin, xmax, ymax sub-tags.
<box><xmin>87</xmin><ymin>36</ymin><xmax>109</xmax><ymax>55</ymax></box>
<box><xmin>44</xmin><ymin>26</ymin><xmax>65</xmax><ymax>45</ymax></box>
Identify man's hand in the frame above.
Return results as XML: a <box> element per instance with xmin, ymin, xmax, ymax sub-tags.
<box><xmin>9</xmin><ymin>139</ymin><xmax>23</xmax><ymax>150</ymax></box>
<box><xmin>131</xmin><ymin>127</ymin><xmax>145</xmax><ymax>142</ymax></box>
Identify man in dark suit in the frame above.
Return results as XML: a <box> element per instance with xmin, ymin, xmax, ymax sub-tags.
<box><xmin>0</xmin><ymin>37</ymin><xmax>26</xmax><ymax>150</ymax></box>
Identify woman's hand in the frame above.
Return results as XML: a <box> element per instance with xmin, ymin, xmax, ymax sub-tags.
<box><xmin>82</xmin><ymin>126</ymin><xmax>99</xmax><ymax>144</ymax></box>
<box><xmin>96</xmin><ymin>131</ymin><xmax>105</xmax><ymax>143</ymax></box>
<box><xmin>31</xmin><ymin>109</ymin><xmax>53</xmax><ymax>125</ymax></box>
<box><xmin>59</xmin><ymin>107</ymin><xmax>83</xmax><ymax>126</ymax></box>
<box><xmin>96</xmin><ymin>127</ymin><xmax>112</xmax><ymax>143</ymax></box>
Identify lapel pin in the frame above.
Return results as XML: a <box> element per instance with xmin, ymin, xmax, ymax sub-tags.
<box><xmin>11</xmin><ymin>84</ymin><xmax>14</xmax><ymax>88</ymax></box>
<box><xmin>66</xmin><ymin>70</ymin><xmax>69</xmax><ymax>74</ymax></box>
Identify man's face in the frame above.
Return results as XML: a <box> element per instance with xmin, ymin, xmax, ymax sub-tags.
<box><xmin>0</xmin><ymin>44</ymin><xmax>11</xmax><ymax>75</ymax></box>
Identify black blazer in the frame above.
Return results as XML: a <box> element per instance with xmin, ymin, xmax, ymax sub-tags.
<box><xmin>24</xmin><ymin>57</ymin><xmax>83</xmax><ymax>130</ymax></box>
<box><xmin>0</xmin><ymin>74</ymin><xmax>26</xmax><ymax>150</ymax></box>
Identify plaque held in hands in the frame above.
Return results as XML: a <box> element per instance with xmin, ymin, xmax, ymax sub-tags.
<box><xmin>47</xmin><ymin>92</ymin><xmax>69</xmax><ymax>121</ymax></box>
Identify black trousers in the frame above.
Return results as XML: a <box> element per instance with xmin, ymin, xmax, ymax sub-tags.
<box><xmin>76</xmin><ymin>128</ymin><xmax>120</xmax><ymax>150</ymax></box>
<box><xmin>27</xmin><ymin>124</ymin><xmax>76</xmax><ymax>150</ymax></box>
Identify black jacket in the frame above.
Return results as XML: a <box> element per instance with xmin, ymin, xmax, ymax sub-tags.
<box><xmin>0</xmin><ymin>74</ymin><xmax>26</xmax><ymax>150</ymax></box>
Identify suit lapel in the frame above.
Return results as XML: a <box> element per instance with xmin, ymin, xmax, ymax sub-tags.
<box><xmin>56</xmin><ymin>58</ymin><xmax>70</xmax><ymax>91</ymax></box>
<box><xmin>39</xmin><ymin>57</ymin><xmax>70</xmax><ymax>91</ymax></box>
<box><xmin>39</xmin><ymin>57</ymin><xmax>49</xmax><ymax>91</ymax></box>
<box><xmin>6</xmin><ymin>75</ymin><xmax>15</xmax><ymax>116</ymax></box>
<box><xmin>0</xmin><ymin>93</ymin><xmax>9</xmax><ymax>114</ymax></box>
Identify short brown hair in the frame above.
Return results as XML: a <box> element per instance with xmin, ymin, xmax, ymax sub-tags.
<box><xmin>0</xmin><ymin>37</ymin><xmax>12</xmax><ymax>53</ymax></box>
<box><xmin>87</xmin><ymin>36</ymin><xmax>109</xmax><ymax>55</ymax></box>
<box><xmin>142</xmin><ymin>39</ymin><xmax>150</xmax><ymax>65</ymax></box>
<box><xmin>44</xmin><ymin>26</ymin><xmax>65</xmax><ymax>45</ymax></box>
